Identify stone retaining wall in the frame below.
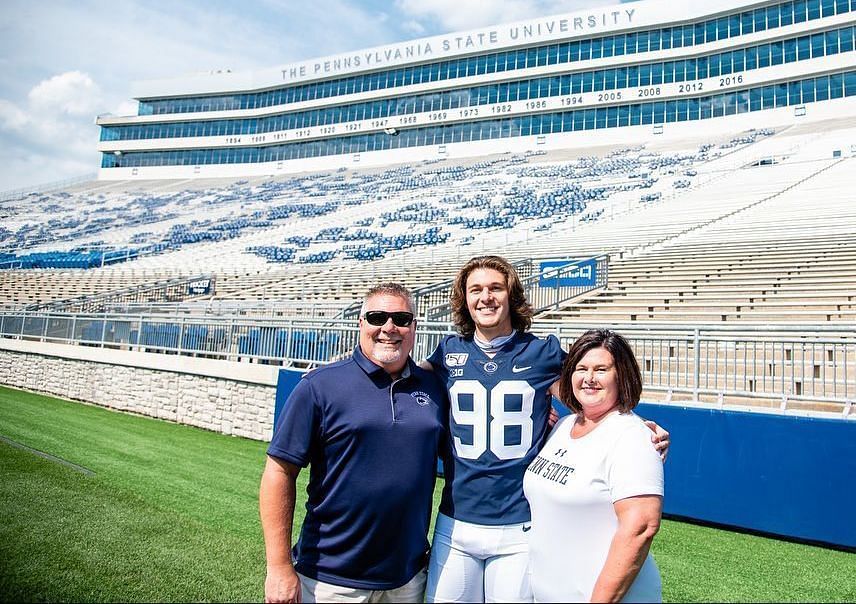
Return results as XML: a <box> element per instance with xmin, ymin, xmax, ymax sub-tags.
<box><xmin>0</xmin><ymin>339</ymin><xmax>281</xmax><ymax>441</ymax></box>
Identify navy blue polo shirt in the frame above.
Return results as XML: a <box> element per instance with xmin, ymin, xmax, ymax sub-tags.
<box><xmin>267</xmin><ymin>346</ymin><xmax>447</xmax><ymax>590</ymax></box>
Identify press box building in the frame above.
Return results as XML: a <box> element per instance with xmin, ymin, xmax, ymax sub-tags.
<box><xmin>96</xmin><ymin>0</ymin><xmax>856</xmax><ymax>180</ymax></box>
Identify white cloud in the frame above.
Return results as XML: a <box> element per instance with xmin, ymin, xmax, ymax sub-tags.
<box><xmin>0</xmin><ymin>0</ymin><xmax>627</xmax><ymax>193</ymax></box>
<box><xmin>0</xmin><ymin>71</ymin><xmax>102</xmax><ymax>189</ymax></box>
<box><xmin>0</xmin><ymin>99</ymin><xmax>28</xmax><ymax>131</ymax></box>
<box><xmin>401</xmin><ymin>19</ymin><xmax>427</xmax><ymax>36</ymax></box>
<box><xmin>1</xmin><ymin>72</ymin><xmax>100</xmax><ymax>152</ymax></box>
<box><xmin>28</xmin><ymin>71</ymin><xmax>102</xmax><ymax>117</ymax></box>
<box><xmin>0</xmin><ymin>1</ymin><xmax>408</xmax><ymax>192</ymax></box>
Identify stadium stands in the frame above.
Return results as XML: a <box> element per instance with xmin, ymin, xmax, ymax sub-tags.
<box><xmin>2</xmin><ymin>121</ymin><xmax>854</xmax><ymax>319</ymax></box>
<box><xmin>2</xmin><ymin>117</ymin><xmax>855</xmax><ymax>413</ymax></box>
<box><xmin>0</xmin><ymin>133</ymin><xmax>734</xmax><ymax>306</ymax></box>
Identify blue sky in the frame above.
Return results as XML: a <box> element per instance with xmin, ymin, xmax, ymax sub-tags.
<box><xmin>0</xmin><ymin>0</ymin><xmax>617</xmax><ymax>192</ymax></box>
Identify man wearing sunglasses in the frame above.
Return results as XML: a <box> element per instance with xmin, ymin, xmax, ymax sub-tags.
<box><xmin>260</xmin><ymin>282</ymin><xmax>446</xmax><ymax>603</ymax></box>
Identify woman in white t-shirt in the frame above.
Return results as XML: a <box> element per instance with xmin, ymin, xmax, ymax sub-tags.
<box><xmin>523</xmin><ymin>329</ymin><xmax>664</xmax><ymax>603</ymax></box>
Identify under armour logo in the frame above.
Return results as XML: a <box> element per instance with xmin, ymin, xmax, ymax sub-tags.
<box><xmin>554</xmin><ymin>448</ymin><xmax>567</xmax><ymax>457</ymax></box>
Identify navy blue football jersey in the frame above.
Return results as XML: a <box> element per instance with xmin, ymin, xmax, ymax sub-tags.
<box><xmin>428</xmin><ymin>332</ymin><xmax>565</xmax><ymax>525</ymax></box>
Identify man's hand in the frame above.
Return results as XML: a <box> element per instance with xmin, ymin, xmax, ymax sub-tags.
<box><xmin>644</xmin><ymin>420</ymin><xmax>670</xmax><ymax>462</ymax></box>
<box><xmin>547</xmin><ymin>405</ymin><xmax>560</xmax><ymax>428</ymax></box>
<box><xmin>547</xmin><ymin>381</ymin><xmax>562</xmax><ymax>428</ymax></box>
<box><xmin>260</xmin><ymin>457</ymin><xmax>301</xmax><ymax>602</ymax></box>
<box><xmin>264</xmin><ymin>563</ymin><xmax>301</xmax><ymax>603</ymax></box>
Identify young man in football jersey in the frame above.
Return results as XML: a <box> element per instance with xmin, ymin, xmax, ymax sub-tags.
<box><xmin>422</xmin><ymin>255</ymin><xmax>669</xmax><ymax>603</ymax></box>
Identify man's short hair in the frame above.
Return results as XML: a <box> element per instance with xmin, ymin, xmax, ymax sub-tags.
<box><xmin>449</xmin><ymin>255</ymin><xmax>533</xmax><ymax>338</ymax></box>
<box><xmin>360</xmin><ymin>282</ymin><xmax>416</xmax><ymax>317</ymax></box>
<box><xmin>558</xmin><ymin>329</ymin><xmax>643</xmax><ymax>414</ymax></box>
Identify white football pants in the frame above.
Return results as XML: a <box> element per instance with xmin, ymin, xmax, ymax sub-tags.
<box><xmin>426</xmin><ymin>512</ymin><xmax>532</xmax><ymax>603</ymax></box>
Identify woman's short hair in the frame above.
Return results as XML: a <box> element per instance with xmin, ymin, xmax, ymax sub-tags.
<box><xmin>450</xmin><ymin>255</ymin><xmax>533</xmax><ymax>338</ymax></box>
<box><xmin>558</xmin><ymin>329</ymin><xmax>643</xmax><ymax>414</ymax></box>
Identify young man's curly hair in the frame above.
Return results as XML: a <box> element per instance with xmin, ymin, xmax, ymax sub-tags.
<box><xmin>450</xmin><ymin>256</ymin><xmax>533</xmax><ymax>338</ymax></box>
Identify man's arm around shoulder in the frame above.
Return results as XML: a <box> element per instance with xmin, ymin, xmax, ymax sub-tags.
<box><xmin>260</xmin><ymin>455</ymin><xmax>302</xmax><ymax>603</ymax></box>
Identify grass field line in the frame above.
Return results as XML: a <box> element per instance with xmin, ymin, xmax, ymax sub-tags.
<box><xmin>0</xmin><ymin>433</ymin><xmax>96</xmax><ymax>476</ymax></box>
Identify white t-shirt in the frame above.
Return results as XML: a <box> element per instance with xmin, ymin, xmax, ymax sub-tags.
<box><xmin>523</xmin><ymin>412</ymin><xmax>664</xmax><ymax>603</ymax></box>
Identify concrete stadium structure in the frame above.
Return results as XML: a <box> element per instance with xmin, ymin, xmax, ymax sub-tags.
<box><xmin>96</xmin><ymin>0</ymin><xmax>856</xmax><ymax>180</ymax></box>
<box><xmin>2</xmin><ymin>0</ymin><xmax>854</xmax><ymax>552</ymax></box>
<box><xmin>1</xmin><ymin>0</ymin><xmax>855</xmax><ymax>437</ymax></box>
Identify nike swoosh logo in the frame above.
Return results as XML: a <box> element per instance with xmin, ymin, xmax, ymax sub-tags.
<box><xmin>522</xmin><ymin>525</ymin><xmax>532</xmax><ymax>532</ymax></box>
<box><xmin>512</xmin><ymin>365</ymin><xmax>531</xmax><ymax>373</ymax></box>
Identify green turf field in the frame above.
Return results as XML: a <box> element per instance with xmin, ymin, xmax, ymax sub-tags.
<box><xmin>1</xmin><ymin>385</ymin><xmax>853</xmax><ymax>602</ymax></box>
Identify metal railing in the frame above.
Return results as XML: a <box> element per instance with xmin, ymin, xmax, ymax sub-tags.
<box><xmin>0</xmin><ymin>173</ymin><xmax>97</xmax><ymax>202</ymax></box>
<box><xmin>332</xmin><ymin>256</ymin><xmax>607</xmax><ymax>322</ymax></box>
<box><xmin>0</xmin><ymin>310</ymin><xmax>449</xmax><ymax>369</ymax></box>
<box><xmin>542</xmin><ymin>322</ymin><xmax>855</xmax><ymax>415</ymax></box>
<box><xmin>524</xmin><ymin>255</ymin><xmax>609</xmax><ymax>313</ymax></box>
<box><xmin>28</xmin><ymin>274</ymin><xmax>217</xmax><ymax>313</ymax></box>
<box><xmin>1</xmin><ymin>309</ymin><xmax>853</xmax><ymax>415</ymax></box>
<box><xmin>404</xmin><ymin>258</ymin><xmax>532</xmax><ymax>320</ymax></box>
<box><xmin>74</xmin><ymin>299</ymin><xmax>353</xmax><ymax>319</ymax></box>
<box><xmin>419</xmin><ymin>256</ymin><xmax>608</xmax><ymax>321</ymax></box>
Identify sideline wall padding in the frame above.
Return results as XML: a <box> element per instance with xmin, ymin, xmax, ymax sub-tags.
<box><xmin>273</xmin><ymin>368</ymin><xmax>305</xmax><ymax>437</ymax></box>
<box><xmin>636</xmin><ymin>402</ymin><xmax>856</xmax><ymax>549</ymax></box>
<box><xmin>273</xmin><ymin>372</ymin><xmax>855</xmax><ymax>549</ymax></box>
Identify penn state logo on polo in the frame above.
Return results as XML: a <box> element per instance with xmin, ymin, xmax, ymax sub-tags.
<box><xmin>445</xmin><ymin>353</ymin><xmax>469</xmax><ymax>367</ymax></box>
<box><xmin>411</xmin><ymin>391</ymin><xmax>432</xmax><ymax>406</ymax></box>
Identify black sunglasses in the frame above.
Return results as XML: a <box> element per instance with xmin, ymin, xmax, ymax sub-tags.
<box><xmin>363</xmin><ymin>310</ymin><xmax>415</xmax><ymax>327</ymax></box>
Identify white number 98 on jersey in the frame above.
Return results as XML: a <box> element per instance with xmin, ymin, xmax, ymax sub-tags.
<box><xmin>449</xmin><ymin>379</ymin><xmax>535</xmax><ymax>460</ymax></box>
